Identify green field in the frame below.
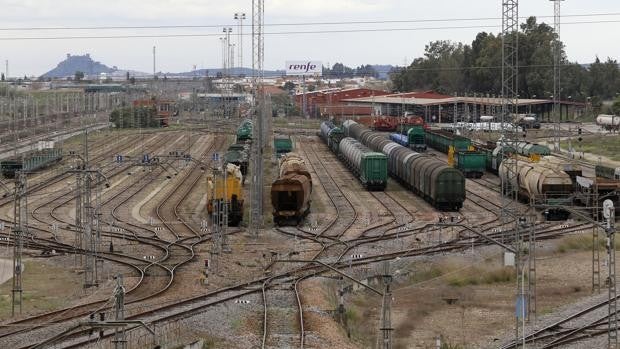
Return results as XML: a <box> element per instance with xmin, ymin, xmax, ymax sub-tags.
<box><xmin>562</xmin><ymin>134</ymin><xmax>620</xmax><ymax>162</ymax></box>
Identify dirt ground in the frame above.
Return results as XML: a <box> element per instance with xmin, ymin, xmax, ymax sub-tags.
<box><xmin>332</xmin><ymin>235</ymin><xmax>600</xmax><ymax>349</ymax></box>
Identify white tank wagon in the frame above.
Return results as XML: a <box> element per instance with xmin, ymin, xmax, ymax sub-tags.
<box><xmin>499</xmin><ymin>158</ymin><xmax>573</xmax><ymax>220</ymax></box>
<box><xmin>596</xmin><ymin>114</ymin><xmax>620</xmax><ymax>130</ymax></box>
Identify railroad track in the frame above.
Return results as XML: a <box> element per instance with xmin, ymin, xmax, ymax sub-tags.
<box><xmin>0</xmin><ymin>132</ymin><xmax>224</xmax><ymax>344</ymax></box>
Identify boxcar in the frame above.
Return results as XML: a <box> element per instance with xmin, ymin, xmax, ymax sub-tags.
<box><xmin>338</xmin><ymin>137</ymin><xmax>387</xmax><ymax>191</ymax></box>
<box><xmin>455</xmin><ymin>151</ymin><xmax>486</xmax><ymax>178</ymax></box>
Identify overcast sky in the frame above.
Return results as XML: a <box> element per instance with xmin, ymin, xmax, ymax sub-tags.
<box><xmin>0</xmin><ymin>0</ymin><xmax>618</xmax><ymax>76</ymax></box>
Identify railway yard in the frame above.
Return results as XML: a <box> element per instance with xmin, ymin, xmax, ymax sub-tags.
<box><xmin>0</xmin><ymin>112</ymin><xmax>616</xmax><ymax>349</ymax></box>
<box><xmin>0</xmin><ymin>2</ymin><xmax>619</xmax><ymax>348</ymax></box>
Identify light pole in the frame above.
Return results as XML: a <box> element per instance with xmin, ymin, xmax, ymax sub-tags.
<box><xmin>234</xmin><ymin>12</ymin><xmax>246</xmax><ymax>76</ymax></box>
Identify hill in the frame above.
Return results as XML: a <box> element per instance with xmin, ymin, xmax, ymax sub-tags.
<box><xmin>42</xmin><ymin>54</ymin><xmax>116</xmax><ymax>78</ymax></box>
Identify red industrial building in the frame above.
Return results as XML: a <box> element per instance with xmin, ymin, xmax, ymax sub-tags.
<box><xmin>294</xmin><ymin>88</ymin><xmax>390</xmax><ymax>118</ymax></box>
<box><xmin>133</xmin><ymin>98</ymin><xmax>176</xmax><ymax>127</ymax></box>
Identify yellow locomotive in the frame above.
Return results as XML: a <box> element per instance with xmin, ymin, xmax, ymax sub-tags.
<box><xmin>207</xmin><ymin>163</ymin><xmax>244</xmax><ymax>226</ymax></box>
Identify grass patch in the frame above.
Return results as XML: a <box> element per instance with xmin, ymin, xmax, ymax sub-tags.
<box><xmin>0</xmin><ymin>259</ymin><xmax>82</xmax><ymax>320</ymax></box>
<box><xmin>446</xmin><ymin>266</ymin><xmax>515</xmax><ymax>287</ymax></box>
<box><xmin>561</xmin><ymin>134</ymin><xmax>620</xmax><ymax>161</ymax></box>
<box><xmin>556</xmin><ymin>233</ymin><xmax>620</xmax><ymax>253</ymax></box>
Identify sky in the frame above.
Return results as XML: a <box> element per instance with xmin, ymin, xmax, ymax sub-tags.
<box><xmin>0</xmin><ymin>0</ymin><xmax>619</xmax><ymax>76</ymax></box>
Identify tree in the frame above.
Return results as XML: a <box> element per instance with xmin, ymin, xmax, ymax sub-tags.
<box><xmin>129</xmin><ymin>76</ymin><xmax>136</xmax><ymax>85</ymax></box>
<box><xmin>612</xmin><ymin>96</ymin><xmax>620</xmax><ymax>115</ymax></box>
<box><xmin>283</xmin><ymin>81</ymin><xmax>296</xmax><ymax>92</ymax></box>
<box><xmin>74</xmin><ymin>71</ymin><xmax>85</xmax><ymax>81</ymax></box>
<box><xmin>0</xmin><ymin>73</ymin><xmax>4</xmax><ymax>81</ymax></box>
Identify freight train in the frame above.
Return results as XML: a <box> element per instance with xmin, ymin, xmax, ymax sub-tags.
<box><xmin>207</xmin><ymin>163</ymin><xmax>244</xmax><ymax>226</ymax></box>
<box><xmin>0</xmin><ymin>148</ymin><xmax>63</xmax><ymax>178</ymax></box>
<box><xmin>342</xmin><ymin>120</ymin><xmax>466</xmax><ymax>211</ymax></box>
<box><xmin>320</xmin><ymin>121</ymin><xmax>388</xmax><ymax>190</ymax></box>
<box><xmin>271</xmin><ymin>153</ymin><xmax>312</xmax><ymax>225</ymax></box>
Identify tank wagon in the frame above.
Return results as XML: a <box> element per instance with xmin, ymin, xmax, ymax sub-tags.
<box><xmin>596</xmin><ymin>114</ymin><xmax>620</xmax><ymax>131</ymax></box>
<box><xmin>207</xmin><ymin>163</ymin><xmax>244</xmax><ymax>226</ymax></box>
<box><xmin>389</xmin><ymin>133</ymin><xmax>409</xmax><ymax>147</ymax></box>
<box><xmin>499</xmin><ymin>158</ymin><xmax>573</xmax><ymax>220</ymax></box>
<box><xmin>271</xmin><ymin>153</ymin><xmax>312</xmax><ymax>225</ymax></box>
<box><xmin>338</xmin><ymin>137</ymin><xmax>388</xmax><ymax>190</ymax></box>
<box><xmin>236</xmin><ymin>119</ymin><xmax>253</xmax><ymax>142</ymax></box>
<box><xmin>274</xmin><ymin>134</ymin><xmax>293</xmax><ymax>157</ymax></box>
<box><xmin>319</xmin><ymin>121</ymin><xmax>344</xmax><ymax>153</ymax></box>
<box><xmin>596</xmin><ymin>165</ymin><xmax>620</xmax><ymax>180</ymax></box>
<box><xmin>0</xmin><ymin>148</ymin><xmax>63</xmax><ymax>178</ymax></box>
<box><xmin>343</xmin><ymin>120</ymin><xmax>465</xmax><ymax>210</ymax></box>
<box><xmin>513</xmin><ymin>141</ymin><xmax>551</xmax><ymax>156</ymax></box>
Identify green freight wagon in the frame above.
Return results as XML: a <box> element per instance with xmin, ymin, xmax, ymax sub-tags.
<box><xmin>407</xmin><ymin>126</ymin><xmax>427</xmax><ymax>151</ymax></box>
<box><xmin>455</xmin><ymin>151</ymin><xmax>486</xmax><ymax>178</ymax></box>
<box><xmin>339</xmin><ymin>137</ymin><xmax>387</xmax><ymax>190</ymax></box>
<box><xmin>425</xmin><ymin>129</ymin><xmax>471</xmax><ymax>154</ymax></box>
<box><xmin>273</xmin><ymin>135</ymin><xmax>293</xmax><ymax>156</ymax></box>
<box><xmin>360</xmin><ymin>152</ymin><xmax>388</xmax><ymax>190</ymax></box>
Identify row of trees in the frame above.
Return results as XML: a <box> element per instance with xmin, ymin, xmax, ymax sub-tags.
<box><xmin>322</xmin><ymin>63</ymin><xmax>379</xmax><ymax>78</ymax></box>
<box><xmin>110</xmin><ymin>106</ymin><xmax>160</xmax><ymax>128</ymax></box>
<box><xmin>391</xmin><ymin>17</ymin><xmax>620</xmax><ymax>102</ymax></box>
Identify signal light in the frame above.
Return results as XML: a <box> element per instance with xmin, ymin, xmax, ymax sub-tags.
<box><xmin>578</xmin><ymin>128</ymin><xmax>582</xmax><ymax>135</ymax></box>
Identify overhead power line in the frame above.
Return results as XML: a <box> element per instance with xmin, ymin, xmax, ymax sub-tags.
<box><xmin>0</xmin><ymin>20</ymin><xmax>618</xmax><ymax>41</ymax></box>
<box><xmin>0</xmin><ymin>12</ymin><xmax>618</xmax><ymax>31</ymax></box>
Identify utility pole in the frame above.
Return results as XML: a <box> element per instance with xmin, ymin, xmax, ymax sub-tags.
<box><xmin>234</xmin><ymin>12</ymin><xmax>246</xmax><ymax>75</ymax></box>
<box><xmin>500</xmin><ymin>0</ymin><xmax>532</xmax><ymax>346</ymax></box>
<box><xmin>152</xmin><ymin>46</ymin><xmax>156</xmax><ymax>80</ymax></box>
<box><xmin>251</xmin><ymin>0</ymin><xmax>265</xmax><ymax>237</ymax></box>
<box><xmin>378</xmin><ymin>261</ymin><xmax>393</xmax><ymax>349</ymax></box>
<box><xmin>603</xmin><ymin>199</ymin><xmax>617</xmax><ymax>348</ymax></box>
<box><xmin>12</xmin><ymin>171</ymin><xmax>27</xmax><ymax>316</ymax></box>
<box><xmin>550</xmin><ymin>0</ymin><xmax>565</xmax><ymax>152</ymax></box>
<box><xmin>112</xmin><ymin>274</ymin><xmax>127</xmax><ymax>349</ymax></box>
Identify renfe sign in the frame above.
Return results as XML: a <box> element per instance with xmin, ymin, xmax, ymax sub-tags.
<box><xmin>285</xmin><ymin>61</ymin><xmax>322</xmax><ymax>76</ymax></box>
